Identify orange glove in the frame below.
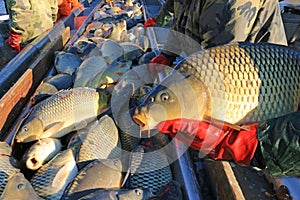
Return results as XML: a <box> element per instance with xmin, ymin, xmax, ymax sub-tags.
<box><xmin>144</xmin><ymin>17</ymin><xmax>157</xmax><ymax>27</ymax></box>
<box><xmin>157</xmin><ymin>118</ymin><xmax>258</xmax><ymax>166</ymax></box>
<box><xmin>71</xmin><ymin>0</ymin><xmax>83</xmax><ymax>10</ymax></box>
<box><xmin>58</xmin><ymin>0</ymin><xmax>71</xmax><ymax>17</ymax></box>
<box><xmin>5</xmin><ymin>30</ymin><xmax>21</xmax><ymax>52</ymax></box>
<box><xmin>149</xmin><ymin>53</ymin><xmax>173</xmax><ymax>74</ymax></box>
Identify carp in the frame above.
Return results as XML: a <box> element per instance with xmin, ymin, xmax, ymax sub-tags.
<box><xmin>133</xmin><ymin>43</ymin><xmax>300</xmax><ymax>130</ymax></box>
<box><xmin>87</xmin><ymin>59</ymin><xmax>132</xmax><ymax>89</ymax></box>
<box><xmin>0</xmin><ymin>172</ymin><xmax>42</xmax><ymax>200</ymax></box>
<box><xmin>32</xmin><ymin>73</ymin><xmax>73</xmax><ymax>104</ymax></box>
<box><xmin>128</xmin><ymin>139</ymin><xmax>173</xmax><ymax>195</ymax></box>
<box><xmin>15</xmin><ymin>87</ymin><xmax>111</xmax><ymax>143</ymax></box>
<box><xmin>99</xmin><ymin>39</ymin><xmax>124</xmax><ymax>64</ymax></box>
<box><xmin>62</xmin><ymin>159</ymin><xmax>124</xmax><ymax>199</ymax></box>
<box><xmin>0</xmin><ymin>142</ymin><xmax>20</xmax><ymax>196</ymax></box>
<box><xmin>22</xmin><ymin>138</ymin><xmax>62</xmax><ymax>170</ymax></box>
<box><xmin>30</xmin><ymin>149</ymin><xmax>78</xmax><ymax>200</ymax></box>
<box><xmin>73</xmin><ymin>56</ymin><xmax>108</xmax><ymax>88</ymax></box>
<box><xmin>54</xmin><ymin>51</ymin><xmax>82</xmax><ymax>76</ymax></box>
<box><xmin>75</xmin><ymin>115</ymin><xmax>122</xmax><ymax>169</ymax></box>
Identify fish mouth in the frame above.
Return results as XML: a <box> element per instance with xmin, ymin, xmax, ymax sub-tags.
<box><xmin>132</xmin><ymin>113</ymin><xmax>150</xmax><ymax>131</ymax></box>
<box><xmin>15</xmin><ymin>135</ymin><xmax>39</xmax><ymax>143</ymax></box>
<box><xmin>26</xmin><ymin>157</ymin><xmax>41</xmax><ymax>170</ymax></box>
<box><xmin>14</xmin><ymin>136</ymin><xmax>24</xmax><ymax>143</ymax></box>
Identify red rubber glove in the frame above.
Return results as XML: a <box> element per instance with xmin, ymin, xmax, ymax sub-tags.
<box><xmin>149</xmin><ymin>53</ymin><xmax>172</xmax><ymax>74</ymax></box>
<box><xmin>157</xmin><ymin>119</ymin><xmax>258</xmax><ymax>166</ymax></box>
<box><xmin>58</xmin><ymin>0</ymin><xmax>72</xmax><ymax>17</ymax></box>
<box><xmin>144</xmin><ymin>17</ymin><xmax>157</xmax><ymax>27</ymax></box>
<box><xmin>5</xmin><ymin>30</ymin><xmax>21</xmax><ymax>52</ymax></box>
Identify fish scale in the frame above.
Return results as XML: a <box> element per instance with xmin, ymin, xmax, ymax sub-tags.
<box><xmin>15</xmin><ymin>87</ymin><xmax>110</xmax><ymax>143</ymax></box>
<box><xmin>128</xmin><ymin>141</ymin><xmax>173</xmax><ymax>195</ymax></box>
<box><xmin>0</xmin><ymin>156</ymin><xmax>20</xmax><ymax>195</ymax></box>
<box><xmin>62</xmin><ymin>159</ymin><xmax>123</xmax><ymax>200</ymax></box>
<box><xmin>30</xmin><ymin>149</ymin><xmax>78</xmax><ymax>200</ymax></box>
<box><xmin>176</xmin><ymin>42</ymin><xmax>300</xmax><ymax>124</ymax></box>
<box><xmin>36</xmin><ymin>88</ymin><xmax>97</xmax><ymax>124</ymax></box>
<box><xmin>76</xmin><ymin>115</ymin><xmax>122</xmax><ymax>169</ymax></box>
<box><xmin>0</xmin><ymin>142</ymin><xmax>20</xmax><ymax>196</ymax></box>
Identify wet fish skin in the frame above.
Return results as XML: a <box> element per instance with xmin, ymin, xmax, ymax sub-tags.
<box><xmin>73</xmin><ymin>56</ymin><xmax>108</xmax><ymax>88</ymax></box>
<box><xmin>0</xmin><ymin>141</ymin><xmax>12</xmax><ymax>156</ymax></box>
<box><xmin>0</xmin><ymin>172</ymin><xmax>42</xmax><ymax>200</ymax></box>
<box><xmin>128</xmin><ymin>139</ymin><xmax>173</xmax><ymax>195</ymax></box>
<box><xmin>76</xmin><ymin>115</ymin><xmax>121</xmax><ymax>169</ymax></box>
<box><xmin>134</xmin><ymin>43</ymin><xmax>300</xmax><ymax>129</ymax></box>
<box><xmin>87</xmin><ymin>59</ymin><xmax>132</xmax><ymax>89</ymax></box>
<box><xmin>77</xmin><ymin>188</ymin><xmax>153</xmax><ymax>200</ymax></box>
<box><xmin>134</xmin><ymin>73</ymin><xmax>207</xmax><ymax>131</ymax></box>
<box><xmin>0</xmin><ymin>142</ymin><xmax>20</xmax><ymax>196</ymax></box>
<box><xmin>30</xmin><ymin>149</ymin><xmax>78</xmax><ymax>200</ymax></box>
<box><xmin>15</xmin><ymin>87</ymin><xmax>110</xmax><ymax>143</ymax></box>
<box><xmin>22</xmin><ymin>138</ymin><xmax>62</xmax><ymax>170</ymax></box>
<box><xmin>120</xmin><ymin>42</ymin><xmax>144</xmax><ymax>60</ymax></box>
<box><xmin>63</xmin><ymin>159</ymin><xmax>123</xmax><ymax>200</ymax></box>
<box><xmin>111</xmin><ymin>83</ymin><xmax>140</xmax><ymax>151</ymax></box>
<box><xmin>32</xmin><ymin>73</ymin><xmax>73</xmax><ymax>105</ymax></box>
<box><xmin>54</xmin><ymin>51</ymin><xmax>82</xmax><ymax>76</ymax></box>
<box><xmin>99</xmin><ymin>39</ymin><xmax>124</xmax><ymax>64</ymax></box>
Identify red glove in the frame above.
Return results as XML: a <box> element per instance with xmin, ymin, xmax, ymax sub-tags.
<box><xmin>157</xmin><ymin>119</ymin><xmax>258</xmax><ymax>166</ymax></box>
<box><xmin>58</xmin><ymin>0</ymin><xmax>72</xmax><ymax>17</ymax></box>
<box><xmin>149</xmin><ymin>53</ymin><xmax>172</xmax><ymax>74</ymax></box>
<box><xmin>144</xmin><ymin>17</ymin><xmax>157</xmax><ymax>27</ymax></box>
<box><xmin>5</xmin><ymin>30</ymin><xmax>21</xmax><ymax>52</ymax></box>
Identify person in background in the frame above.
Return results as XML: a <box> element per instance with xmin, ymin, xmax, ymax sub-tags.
<box><xmin>146</xmin><ymin>0</ymin><xmax>288</xmax><ymax>73</ymax></box>
<box><xmin>144</xmin><ymin>0</ymin><xmax>174</xmax><ymax>27</ymax></box>
<box><xmin>57</xmin><ymin>0</ymin><xmax>82</xmax><ymax>19</ymax></box>
<box><xmin>5</xmin><ymin>0</ymin><xmax>58</xmax><ymax>52</ymax></box>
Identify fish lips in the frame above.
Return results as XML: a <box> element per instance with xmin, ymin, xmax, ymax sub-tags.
<box><xmin>132</xmin><ymin>111</ymin><xmax>150</xmax><ymax>131</ymax></box>
<box><xmin>25</xmin><ymin>156</ymin><xmax>41</xmax><ymax>170</ymax></box>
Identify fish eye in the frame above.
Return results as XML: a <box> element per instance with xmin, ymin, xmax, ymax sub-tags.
<box><xmin>22</xmin><ymin>126</ymin><xmax>28</xmax><ymax>132</ymax></box>
<box><xmin>135</xmin><ymin>189</ymin><xmax>141</xmax><ymax>196</ymax></box>
<box><xmin>160</xmin><ymin>92</ymin><xmax>169</xmax><ymax>102</ymax></box>
<box><xmin>17</xmin><ymin>183</ymin><xmax>25</xmax><ymax>190</ymax></box>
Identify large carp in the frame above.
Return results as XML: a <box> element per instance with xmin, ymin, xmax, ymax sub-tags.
<box><xmin>15</xmin><ymin>87</ymin><xmax>111</xmax><ymax>143</ymax></box>
<box><xmin>133</xmin><ymin>43</ymin><xmax>300</xmax><ymax>130</ymax></box>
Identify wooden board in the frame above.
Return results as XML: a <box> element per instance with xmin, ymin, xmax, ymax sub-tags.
<box><xmin>0</xmin><ymin>27</ymin><xmax>70</xmax><ymax>139</ymax></box>
<box><xmin>203</xmin><ymin>160</ymin><xmax>245</xmax><ymax>200</ymax></box>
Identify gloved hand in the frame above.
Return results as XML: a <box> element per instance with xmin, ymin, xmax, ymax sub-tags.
<box><xmin>144</xmin><ymin>17</ymin><xmax>157</xmax><ymax>27</ymax></box>
<box><xmin>149</xmin><ymin>53</ymin><xmax>173</xmax><ymax>74</ymax></box>
<box><xmin>5</xmin><ymin>30</ymin><xmax>21</xmax><ymax>52</ymax></box>
<box><xmin>71</xmin><ymin>0</ymin><xmax>83</xmax><ymax>10</ymax></box>
<box><xmin>157</xmin><ymin>118</ymin><xmax>258</xmax><ymax>166</ymax></box>
<box><xmin>57</xmin><ymin>0</ymin><xmax>71</xmax><ymax>17</ymax></box>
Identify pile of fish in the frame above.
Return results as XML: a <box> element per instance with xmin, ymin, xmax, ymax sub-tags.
<box><xmin>0</xmin><ymin>0</ymin><xmax>183</xmax><ymax>200</ymax></box>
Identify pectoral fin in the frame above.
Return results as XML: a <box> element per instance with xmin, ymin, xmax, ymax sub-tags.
<box><xmin>52</xmin><ymin>164</ymin><xmax>69</xmax><ymax>187</ymax></box>
<box><xmin>43</xmin><ymin>122</ymin><xmax>65</xmax><ymax>138</ymax></box>
<box><xmin>73</xmin><ymin>120</ymin><xmax>88</xmax><ymax>130</ymax></box>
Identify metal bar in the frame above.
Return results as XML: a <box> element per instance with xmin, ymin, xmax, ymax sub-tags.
<box><xmin>64</xmin><ymin>0</ymin><xmax>104</xmax><ymax>50</ymax></box>
<box><xmin>171</xmin><ymin>139</ymin><xmax>202</xmax><ymax>200</ymax></box>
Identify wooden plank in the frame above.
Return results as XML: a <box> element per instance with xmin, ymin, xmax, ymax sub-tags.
<box><xmin>232</xmin><ymin>165</ymin><xmax>274</xmax><ymax>200</ymax></box>
<box><xmin>0</xmin><ymin>69</ymin><xmax>33</xmax><ymax>130</ymax></box>
<box><xmin>204</xmin><ymin>160</ymin><xmax>245</xmax><ymax>200</ymax></box>
<box><xmin>0</xmin><ymin>27</ymin><xmax>70</xmax><ymax>139</ymax></box>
